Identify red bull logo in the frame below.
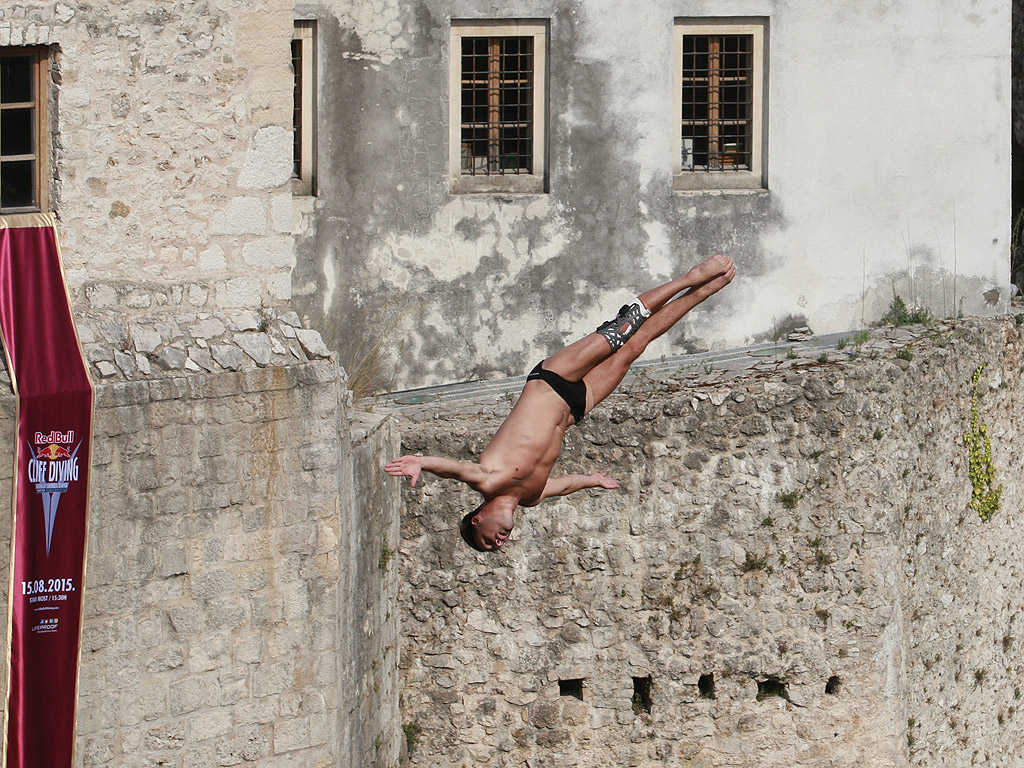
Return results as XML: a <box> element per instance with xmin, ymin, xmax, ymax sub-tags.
<box><xmin>34</xmin><ymin>430</ymin><xmax>74</xmax><ymax>445</ymax></box>
<box><xmin>35</xmin><ymin>444</ymin><xmax>71</xmax><ymax>460</ymax></box>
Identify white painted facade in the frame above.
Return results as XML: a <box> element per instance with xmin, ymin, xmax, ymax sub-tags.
<box><xmin>295</xmin><ymin>0</ymin><xmax>1012</xmax><ymax>390</ymax></box>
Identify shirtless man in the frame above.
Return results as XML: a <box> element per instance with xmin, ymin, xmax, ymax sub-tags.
<box><xmin>385</xmin><ymin>254</ymin><xmax>735</xmax><ymax>552</ymax></box>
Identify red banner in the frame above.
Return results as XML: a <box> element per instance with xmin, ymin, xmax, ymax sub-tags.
<box><xmin>0</xmin><ymin>213</ymin><xmax>93</xmax><ymax>768</ymax></box>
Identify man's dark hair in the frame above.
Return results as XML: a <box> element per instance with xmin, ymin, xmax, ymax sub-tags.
<box><xmin>459</xmin><ymin>506</ymin><xmax>486</xmax><ymax>552</ymax></box>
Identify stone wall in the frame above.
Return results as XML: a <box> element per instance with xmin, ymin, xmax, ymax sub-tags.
<box><xmin>1</xmin><ymin>0</ymin><xmax>297</xmax><ymax>316</ymax></box>
<box><xmin>344</xmin><ymin>410</ymin><xmax>403</xmax><ymax>767</ymax></box>
<box><xmin>0</xmin><ymin>359</ymin><xmax>402</xmax><ymax>768</ymax></box>
<box><xmin>396</xmin><ymin>317</ymin><xmax>1024</xmax><ymax>767</ymax></box>
<box><xmin>0</xmin><ymin>315</ymin><xmax>1020</xmax><ymax>768</ymax></box>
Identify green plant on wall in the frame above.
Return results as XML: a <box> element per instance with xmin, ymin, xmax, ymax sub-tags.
<box><xmin>882</xmin><ymin>293</ymin><xmax>935</xmax><ymax>327</ymax></box>
<box><xmin>379</xmin><ymin>540</ymin><xmax>395</xmax><ymax>570</ymax></box>
<box><xmin>963</xmin><ymin>364</ymin><xmax>1002</xmax><ymax>521</ymax></box>
<box><xmin>403</xmin><ymin>721</ymin><xmax>422</xmax><ymax>756</ymax></box>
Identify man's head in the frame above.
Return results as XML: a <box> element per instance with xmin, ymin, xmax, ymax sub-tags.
<box><xmin>459</xmin><ymin>496</ymin><xmax>516</xmax><ymax>552</ymax></box>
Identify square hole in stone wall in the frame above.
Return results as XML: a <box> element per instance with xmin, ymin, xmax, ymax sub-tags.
<box><xmin>698</xmin><ymin>672</ymin><xmax>716</xmax><ymax>699</ymax></box>
<box><xmin>632</xmin><ymin>676</ymin><xmax>652</xmax><ymax>714</ymax></box>
<box><xmin>559</xmin><ymin>678</ymin><xmax>584</xmax><ymax>700</ymax></box>
<box><xmin>756</xmin><ymin>677</ymin><xmax>789</xmax><ymax>701</ymax></box>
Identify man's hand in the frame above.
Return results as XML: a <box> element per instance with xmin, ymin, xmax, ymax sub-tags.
<box><xmin>384</xmin><ymin>455</ymin><xmax>488</xmax><ymax>489</ymax></box>
<box><xmin>591</xmin><ymin>472</ymin><xmax>619</xmax><ymax>489</ymax></box>
<box><xmin>384</xmin><ymin>455</ymin><xmax>422</xmax><ymax>487</ymax></box>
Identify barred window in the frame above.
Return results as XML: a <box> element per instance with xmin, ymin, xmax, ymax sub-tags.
<box><xmin>674</xmin><ymin>21</ymin><xmax>766</xmax><ymax>191</ymax></box>
<box><xmin>0</xmin><ymin>47</ymin><xmax>50</xmax><ymax>213</ymax></box>
<box><xmin>460</xmin><ymin>36</ymin><xmax>533</xmax><ymax>176</ymax></box>
<box><xmin>682</xmin><ymin>35</ymin><xmax>752</xmax><ymax>171</ymax></box>
<box><xmin>450</xmin><ymin>21</ymin><xmax>547</xmax><ymax>194</ymax></box>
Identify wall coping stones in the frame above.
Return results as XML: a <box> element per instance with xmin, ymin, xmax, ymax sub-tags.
<box><xmin>381</xmin><ymin>316</ymin><xmax>1001</xmax><ymax>420</ymax></box>
<box><xmin>0</xmin><ymin>307</ymin><xmax>335</xmax><ymax>386</ymax></box>
<box><xmin>0</xmin><ymin>356</ymin><xmax>339</xmax><ymax>409</ymax></box>
<box><xmin>87</xmin><ymin>359</ymin><xmax>340</xmax><ymax>409</ymax></box>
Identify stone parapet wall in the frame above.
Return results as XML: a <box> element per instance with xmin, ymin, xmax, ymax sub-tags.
<box><xmin>0</xmin><ymin>360</ymin><xmax>401</xmax><ymax>768</ymax></box>
<box><xmin>396</xmin><ymin>317</ymin><xmax>1024</xmax><ymax>767</ymax></box>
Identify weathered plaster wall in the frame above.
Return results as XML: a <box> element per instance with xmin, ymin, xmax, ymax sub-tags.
<box><xmin>0</xmin><ymin>359</ymin><xmax>402</xmax><ymax>768</ymax></box>
<box><xmin>296</xmin><ymin>0</ymin><xmax>1012</xmax><ymax>391</ymax></box>
<box><xmin>2</xmin><ymin>1</ymin><xmax>297</xmax><ymax>316</ymax></box>
<box><xmin>396</xmin><ymin>317</ymin><xmax>1024</xmax><ymax>767</ymax></box>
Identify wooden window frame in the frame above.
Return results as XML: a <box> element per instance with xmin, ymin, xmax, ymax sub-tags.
<box><xmin>449</xmin><ymin>20</ymin><xmax>547</xmax><ymax>195</ymax></box>
<box><xmin>0</xmin><ymin>46</ymin><xmax>51</xmax><ymax>214</ymax></box>
<box><xmin>673</xmin><ymin>19</ymin><xmax>766</xmax><ymax>191</ymax></box>
<box><xmin>292</xmin><ymin>21</ymin><xmax>317</xmax><ymax>196</ymax></box>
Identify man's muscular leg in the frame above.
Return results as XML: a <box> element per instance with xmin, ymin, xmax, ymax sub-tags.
<box><xmin>581</xmin><ymin>261</ymin><xmax>736</xmax><ymax>413</ymax></box>
<box><xmin>542</xmin><ymin>255</ymin><xmax>733</xmax><ymax>384</ymax></box>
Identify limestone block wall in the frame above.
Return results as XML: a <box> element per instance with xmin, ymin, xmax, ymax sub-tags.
<box><xmin>345</xmin><ymin>411</ymin><xmax>403</xmax><ymax>768</ymax></box>
<box><xmin>0</xmin><ymin>359</ymin><xmax>402</xmax><ymax>768</ymax></box>
<box><xmin>1</xmin><ymin>0</ymin><xmax>297</xmax><ymax>315</ymax></box>
<box><xmin>396</xmin><ymin>317</ymin><xmax>1024</xmax><ymax>768</ymax></box>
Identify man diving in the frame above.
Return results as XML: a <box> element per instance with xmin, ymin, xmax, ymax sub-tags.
<box><xmin>385</xmin><ymin>255</ymin><xmax>735</xmax><ymax>552</ymax></box>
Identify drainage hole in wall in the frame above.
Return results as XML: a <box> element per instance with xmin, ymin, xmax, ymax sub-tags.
<box><xmin>756</xmin><ymin>677</ymin><xmax>789</xmax><ymax>701</ymax></box>
<box><xmin>825</xmin><ymin>675</ymin><xmax>841</xmax><ymax>695</ymax></box>
<box><xmin>559</xmin><ymin>679</ymin><xmax>584</xmax><ymax>701</ymax></box>
<box><xmin>632</xmin><ymin>676</ymin><xmax>653</xmax><ymax>714</ymax></box>
<box><xmin>698</xmin><ymin>673</ymin><xmax>716</xmax><ymax>700</ymax></box>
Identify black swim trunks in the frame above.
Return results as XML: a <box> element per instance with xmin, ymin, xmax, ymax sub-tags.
<box><xmin>527</xmin><ymin>361</ymin><xmax>587</xmax><ymax>425</ymax></box>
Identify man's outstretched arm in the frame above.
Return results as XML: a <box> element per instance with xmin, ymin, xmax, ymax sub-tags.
<box><xmin>384</xmin><ymin>455</ymin><xmax>489</xmax><ymax>489</ymax></box>
<box><xmin>539</xmin><ymin>472</ymin><xmax>619</xmax><ymax>500</ymax></box>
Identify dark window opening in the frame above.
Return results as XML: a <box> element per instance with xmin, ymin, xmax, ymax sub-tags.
<box><xmin>825</xmin><ymin>675</ymin><xmax>841</xmax><ymax>695</ymax></box>
<box><xmin>756</xmin><ymin>677</ymin><xmax>789</xmax><ymax>701</ymax></box>
<box><xmin>698</xmin><ymin>672</ymin><xmax>716</xmax><ymax>699</ymax></box>
<box><xmin>291</xmin><ymin>37</ymin><xmax>303</xmax><ymax>179</ymax></box>
<box><xmin>681</xmin><ymin>34</ymin><xmax>753</xmax><ymax>173</ymax></box>
<box><xmin>460</xmin><ymin>35</ymin><xmax>533</xmax><ymax>176</ymax></box>
<box><xmin>0</xmin><ymin>49</ymin><xmax>45</xmax><ymax>213</ymax></box>
<box><xmin>558</xmin><ymin>678</ymin><xmax>584</xmax><ymax>701</ymax></box>
<box><xmin>291</xmin><ymin>22</ymin><xmax>315</xmax><ymax>195</ymax></box>
<box><xmin>632</xmin><ymin>676</ymin><xmax>652</xmax><ymax>714</ymax></box>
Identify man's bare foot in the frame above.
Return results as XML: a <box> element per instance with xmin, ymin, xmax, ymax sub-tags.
<box><xmin>690</xmin><ymin>262</ymin><xmax>736</xmax><ymax>299</ymax></box>
<box><xmin>636</xmin><ymin>255</ymin><xmax>735</xmax><ymax>315</ymax></box>
<box><xmin>683</xmin><ymin>254</ymin><xmax>732</xmax><ymax>285</ymax></box>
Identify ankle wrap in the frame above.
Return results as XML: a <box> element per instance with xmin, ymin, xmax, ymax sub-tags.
<box><xmin>596</xmin><ymin>299</ymin><xmax>650</xmax><ymax>351</ymax></box>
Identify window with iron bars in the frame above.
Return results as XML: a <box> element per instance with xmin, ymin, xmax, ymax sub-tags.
<box><xmin>682</xmin><ymin>35</ymin><xmax>752</xmax><ymax>171</ymax></box>
<box><xmin>0</xmin><ymin>47</ymin><xmax>50</xmax><ymax>214</ymax></box>
<box><xmin>450</xmin><ymin>21</ymin><xmax>546</xmax><ymax>194</ymax></box>
<box><xmin>460</xmin><ymin>36</ymin><xmax>533</xmax><ymax>176</ymax></box>
<box><xmin>674</xmin><ymin>20</ymin><xmax>765</xmax><ymax>191</ymax></box>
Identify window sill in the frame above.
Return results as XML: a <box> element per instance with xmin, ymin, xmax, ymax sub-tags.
<box><xmin>450</xmin><ymin>174</ymin><xmax>545</xmax><ymax>195</ymax></box>
<box><xmin>673</xmin><ymin>171</ymin><xmax>764</xmax><ymax>192</ymax></box>
<box><xmin>673</xmin><ymin>188</ymin><xmax>769</xmax><ymax>198</ymax></box>
<box><xmin>291</xmin><ymin>177</ymin><xmax>316</xmax><ymax>196</ymax></box>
